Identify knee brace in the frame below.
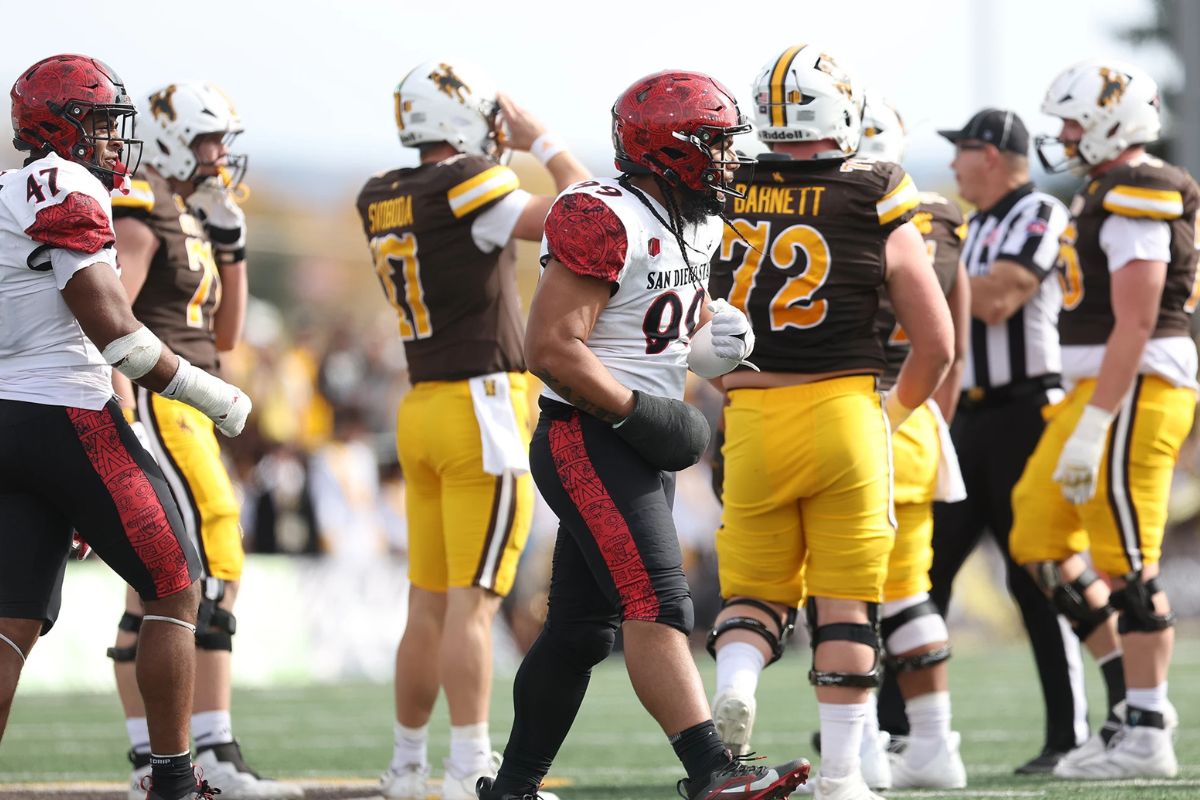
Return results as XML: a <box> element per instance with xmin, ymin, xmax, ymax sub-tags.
<box><xmin>106</xmin><ymin>611</ymin><xmax>143</xmax><ymax>662</ymax></box>
<box><xmin>805</xmin><ymin>599</ymin><xmax>882</xmax><ymax>688</ymax></box>
<box><xmin>706</xmin><ymin>598</ymin><xmax>797</xmax><ymax>665</ymax></box>
<box><xmin>545</xmin><ymin>618</ymin><xmax>618</xmax><ymax>671</ymax></box>
<box><xmin>1032</xmin><ymin>562</ymin><xmax>1116</xmax><ymax>640</ymax></box>
<box><xmin>195</xmin><ymin>580</ymin><xmax>236</xmax><ymax>652</ymax></box>
<box><xmin>1110</xmin><ymin>573</ymin><xmax>1175</xmax><ymax>634</ymax></box>
<box><xmin>880</xmin><ymin>595</ymin><xmax>951</xmax><ymax>673</ymax></box>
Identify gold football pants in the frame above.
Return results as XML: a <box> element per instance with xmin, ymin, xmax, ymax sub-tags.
<box><xmin>1010</xmin><ymin>375</ymin><xmax>1194</xmax><ymax>575</ymax></box>
<box><xmin>398</xmin><ymin>374</ymin><xmax>533</xmax><ymax>596</ymax></box>
<box><xmin>135</xmin><ymin>387</ymin><xmax>243</xmax><ymax>581</ymax></box>
<box><xmin>717</xmin><ymin>376</ymin><xmax>894</xmax><ymax>605</ymax></box>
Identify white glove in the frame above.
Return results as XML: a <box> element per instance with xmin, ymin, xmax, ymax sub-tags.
<box><xmin>187</xmin><ymin>180</ymin><xmax>246</xmax><ymax>261</ymax></box>
<box><xmin>706</xmin><ymin>299</ymin><xmax>755</xmax><ymax>362</ymax></box>
<box><xmin>1053</xmin><ymin>404</ymin><xmax>1113</xmax><ymax>504</ymax></box>
<box><xmin>128</xmin><ymin>420</ymin><xmax>158</xmax><ymax>462</ymax></box>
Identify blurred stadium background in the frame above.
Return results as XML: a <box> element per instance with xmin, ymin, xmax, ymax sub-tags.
<box><xmin>3</xmin><ymin>0</ymin><xmax>1200</xmax><ymax>796</ymax></box>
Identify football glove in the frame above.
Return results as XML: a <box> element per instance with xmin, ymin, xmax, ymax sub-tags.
<box><xmin>188</xmin><ymin>180</ymin><xmax>246</xmax><ymax>263</ymax></box>
<box><xmin>1053</xmin><ymin>404</ymin><xmax>1113</xmax><ymax>504</ymax></box>
<box><xmin>613</xmin><ymin>390</ymin><xmax>710</xmax><ymax>472</ymax></box>
<box><xmin>706</xmin><ymin>299</ymin><xmax>755</xmax><ymax>362</ymax></box>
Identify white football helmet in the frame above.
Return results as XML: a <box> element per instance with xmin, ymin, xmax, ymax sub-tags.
<box><xmin>394</xmin><ymin>60</ymin><xmax>503</xmax><ymax>159</ymax></box>
<box><xmin>858</xmin><ymin>92</ymin><xmax>906</xmax><ymax>163</ymax></box>
<box><xmin>140</xmin><ymin>81</ymin><xmax>245</xmax><ymax>184</ymax></box>
<box><xmin>751</xmin><ymin>44</ymin><xmax>863</xmax><ymax>156</ymax></box>
<box><xmin>1037</xmin><ymin>59</ymin><xmax>1161</xmax><ymax>174</ymax></box>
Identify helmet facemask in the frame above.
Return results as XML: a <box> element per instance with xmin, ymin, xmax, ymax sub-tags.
<box><xmin>66</xmin><ymin>101</ymin><xmax>142</xmax><ymax>191</ymax></box>
<box><xmin>1034</xmin><ymin>132</ymin><xmax>1083</xmax><ymax>174</ymax></box>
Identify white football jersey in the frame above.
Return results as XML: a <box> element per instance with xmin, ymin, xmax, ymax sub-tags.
<box><xmin>0</xmin><ymin>153</ymin><xmax>118</xmax><ymax>410</ymax></box>
<box><xmin>539</xmin><ymin>178</ymin><xmax>723</xmax><ymax>403</ymax></box>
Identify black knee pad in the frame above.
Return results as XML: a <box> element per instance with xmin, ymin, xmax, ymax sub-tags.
<box><xmin>805</xmin><ymin>599</ymin><xmax>882</xmax><ymax>688</ymax></box>
<box><xmin>1110</xmin><ymin>574</ymin><xmax>1175</xmax><ymax>634</ymax></box>
<box><xmin>106</xmin><ymin>611</ymin><xmax>142</xmax><ymax>662</ymax></box>
<box><xmin>1032</xmin><ymin>562</ymin><xmax>1115</xmax><ymax>640</ymax></box>
<box><xmin>545</xmin><ymin>618</ymin><xmax>618</xmax><ymax>670</ymax></box>
<box><xmin>195</xmin><ymin>607</ymin><xmax>236</xmax><ymax>652</ymax></box>
<box><xmin>706</xmin><ymin>598</ymin><xmax>797</xmax><ymax>665</ymax></box>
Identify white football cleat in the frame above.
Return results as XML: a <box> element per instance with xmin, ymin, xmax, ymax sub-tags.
<box><xmin>1054</xmin><ymin>724</ymin><xmax>1177</xmax><ymax>779</ymax></box>
<box><xmin>812</xmin><ymin>771</ymin><xmax>885</xmax><ymax>800</ymax></box>
<box><xmin>442</xmin><ymin>752</ymin><xmax>508</xmax><ymax>800</ymax></box>
<box><xmin>858</xmin><ymin>731</ymin><xmax>891</xmax><ymax>791</ymax></box>
<box><xmin>195</xmin><ymin>744</ymin><xmax>305</xmax><ymax>799</ymax></box>
<box><xmin>127</xmin><ymin>763</ymin><xmax>152</xmax><ymax>800</ymax></box>
<box><xmin>1055</xmin><ymin>699</ymin><xmax>1180</xmax><ymax>778</ymax></box>
<box><xmin>712</xmin><ymin>687</ymin><xmax>757</xmax><ymax>757</ymax></box>
<box><xmin>380</xmin><ymin>762</ymin><xmax>430</xmax><ymax>799</ymax></box>
<box><xmin>889</xmin><ymin>731</ymin><xmax>966</xmax><ymax>789</ymax></box>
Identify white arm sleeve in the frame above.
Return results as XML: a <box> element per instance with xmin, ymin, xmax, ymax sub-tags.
<box><xmin>50</xmin><ymin>246</ymin><xmax>117</xmax><ymax>290</ymax></box>
<box><xmin>1099</xmin><ymin>215</ymin><xmax>1171</xmax><ymax>272</ymax></box>
<box><xmin>471</xmin><ymin>189</ymin><xmax>533</xmax><ymax>252</ymax></box>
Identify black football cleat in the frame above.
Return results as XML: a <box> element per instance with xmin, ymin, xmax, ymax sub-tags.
<box><xmin>475</xmin><ymin>776</ymin><xmax>556</xmax><ymax>800</ymax></box>
<box><xmin>678</xmin><ymin>754</ymin><xmax>810</xmax><ymax>800</ymax></box>
<box><xmin>1013</xmin><ymin>746</ymin><xmax>1070</xmax><ymax>774</ymax></box>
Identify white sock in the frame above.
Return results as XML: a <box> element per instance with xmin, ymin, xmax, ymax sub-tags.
<box><xmin>904</xmin><ymin>692</ymin><xmax>952</xmax><ymax>766</ymax></box>
<box><xmin>446</xmin><ymin>722</ymin><xmax>491</xmax><ymax>777</ymax></box>
<box><xmin>1126</xmin><ymin>683</ymin><xmax>1168</xmax><ymax>714</ymax></box>
<box><xmin>818</xmin><ymin>702</ymin><xmax>868</xmax><ymax>780</ymax></box>
<box><xmin>391</xmin><ymin>722</ymin><xmax>429</xmax><ymax>771</ymax></box>
<box><xmin>192</xmin><ymin>710</ymin><xmax>233</xmax><ymax>748</ymax></box>
<box><xmin>126</xmin><ymin>717</ymin><xmax>151</xmax><ymax>756</ymax></box>
<box><xmin>861</xmin><ymin>693</ymin><xmax>880</xmax><ymax>743</ymax></box>
<box><xmin>715</xmin><ymin>642</ymin><xmax>766</xmax><ymax>698</ymax></box>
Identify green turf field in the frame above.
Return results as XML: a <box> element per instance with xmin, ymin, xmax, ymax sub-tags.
<box><xmin>2</xmin><ymin>640</ymin><xmax>1197</xmax><ymax>799</ymax></box>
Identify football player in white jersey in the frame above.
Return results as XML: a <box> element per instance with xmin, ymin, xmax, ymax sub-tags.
<box><xmin>477</xmin><ymin>70</ymin><xmax>810</xmax><ymax>800</ymax></box>
<box><xmin>0</xmin><ymin>54</ymin><xmax>250</xmax><ymax>800</ymax></box>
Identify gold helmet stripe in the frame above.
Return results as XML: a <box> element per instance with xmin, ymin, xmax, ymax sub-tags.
<box><xmin>769</xmin><ymin>44</ymin><xmax>805</xmax><ymax>128</ymax></box>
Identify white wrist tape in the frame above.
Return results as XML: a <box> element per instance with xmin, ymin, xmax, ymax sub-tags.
<box><xmin>161</xmin><ymin>356</ymin><xmax>236</xmax><ymax>421</ymax></box>
<box><xmin>1076</xmin><ymin>404</ymin><xmax>1115</xmax><ymax>440</ymax></box>
<box><xmin>530</xmin><ymin>132</ymin><xmax>567</xmax><ymax>166</ymax></box>
<box><xmin>102</xmin><ymin>326</ymin><xmax>163</xmax><ymax>380</ymax></box>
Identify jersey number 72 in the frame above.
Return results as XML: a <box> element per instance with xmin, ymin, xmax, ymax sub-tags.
<box><xmin>718</xmin><ymin>219</ymin><xmax>832</xmax><ymax>330</ymax></box>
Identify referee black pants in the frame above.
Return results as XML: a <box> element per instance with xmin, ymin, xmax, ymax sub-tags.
<box><xmin>878</xmin><ymin>390</ymin><xmax>1085</xmax><ymax>754</ymax></box>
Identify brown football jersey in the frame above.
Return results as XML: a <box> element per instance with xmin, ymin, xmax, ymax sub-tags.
<box><xmin>710</xmin><ymin>155</ymin><xmax>920</xmax><ymax>375</ymax></box>
<box><xmin>876</xmin><ymin>192</ymin><xmax>965</xmax><ymax>389</ymax></box>
<box><xmin>112</xmin><ymin>168</ymin><xmax>221</xmax><ymax>370</ymax></box>
<box><xmin>356</xmin><ymin>154</ymin><xmax>525</xmax><ymax>383</ymax></box>
<box><xmin>1059</xmin><ymin>154</ymin><xmax>1200</xmax><ymax>346</ymax></box>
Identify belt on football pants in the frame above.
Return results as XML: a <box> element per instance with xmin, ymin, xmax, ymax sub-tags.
<box><xmin>958</xmin><ymin>373</ymin><xmax>1061</xmax><ymax>412</ymax></box>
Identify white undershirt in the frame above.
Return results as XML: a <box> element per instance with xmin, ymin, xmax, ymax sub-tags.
<box><xmin>1062</xmin><ymin>215</ymin><xmax>1197</xmax><ymax>390</ymax></box>
<box><xmin>470</xmin><ymin>189</ymin><xmax>532</xmax><ymax>252</ymax></box>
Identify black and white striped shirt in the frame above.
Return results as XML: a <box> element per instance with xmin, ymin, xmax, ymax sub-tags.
<box><xmin>962</xmin><ymin>183</ymin><xmax>1069</xmax><ymax>390</ymax></box>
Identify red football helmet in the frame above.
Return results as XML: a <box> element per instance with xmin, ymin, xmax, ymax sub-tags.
<box><xmin>612</xmin><ymin>70</ymin><xmax>752</xmax><ymax>197</ymax></box>
<box><xmin>10</xmin><ymin>54</ymin><xmax>142</xmax><ymax>188</ymax></box>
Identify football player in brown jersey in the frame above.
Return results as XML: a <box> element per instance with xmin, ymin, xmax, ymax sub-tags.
<box><xmin>857</xmin><ymin>94</ymin><xmax>969</xmax><ymax>791</ymax></box>
<box><xmin>108</xmin><ymin>82</ymin><xmax>300</xmax><ymax>800</ymax></box>
<box><xmin>1010</xmin><ymin>60</ymin><xmax>1196</xmax><ymax>779</ymax></box>
<box><xmin>706</xmin><ymin>46</ymin><xmax>953</xmax><ymax>800</ymax></box>
<box><xmin>355</xmin><ymin>60</ymin><xmax>588</xmax><ymax>800</ymax></box>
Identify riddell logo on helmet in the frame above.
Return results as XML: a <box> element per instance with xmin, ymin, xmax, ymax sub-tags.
<box><xmin>758</xmin><ymin>130</ymin><xmax>807</xmax><ymax>141</ymax></box>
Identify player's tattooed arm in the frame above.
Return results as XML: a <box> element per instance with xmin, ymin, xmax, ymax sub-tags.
<box><xmin>533</xmin><ymin>368</ymin><xmax>626</xmax><ymax>424</ymax></box>
<box><xmin>526</xmin><ymin>260</ymin><xmax>636</xmax><ymax>424</ymax></box>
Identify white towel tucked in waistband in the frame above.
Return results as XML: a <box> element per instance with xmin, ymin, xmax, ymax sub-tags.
<box><xmin>468</xmin><ymin>372</ymin><xmax>530</xmax><ymax>476</ymax></box>
<box><xmin>928</xmin><ymin>399</ymin><xmax>966</xmax><ymax>503</ymax></box>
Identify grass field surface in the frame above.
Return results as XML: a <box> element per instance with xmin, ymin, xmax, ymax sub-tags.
<box><xmin>2</xmin><ymin>640</ymin><xmax>1197</xmax><ymax>799</ymax></box>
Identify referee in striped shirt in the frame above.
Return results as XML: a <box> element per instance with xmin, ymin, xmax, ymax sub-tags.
<box><xmin>930</xmin><ymin>110</ymin><xmax>1088</xmax><ymax>774</ymax></box>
